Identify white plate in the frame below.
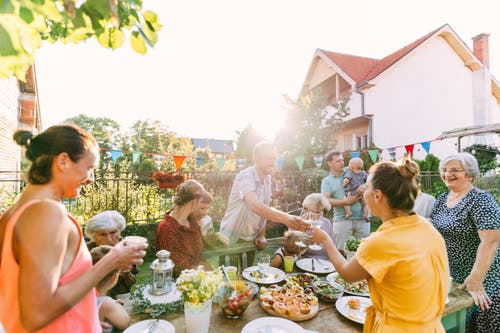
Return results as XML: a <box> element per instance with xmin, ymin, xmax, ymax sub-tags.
<box><xmin>326</xmin><ymin>272</ymin><xmax>370</xmax><ymax>297</ymax></box>
<box><xmin>242</xmin><ymin>266</ymin><xmax>286</xmax><ymax>284</ymax></box>
<box><xmin>123</xmin><ymin>319</ymin><xmax>175</xmax><ymax>333</ymax></box>
<box><xmin>296</xmin><ymin>258</ymin><xmax>335</xmax><ymax>274</ymax></box>
<box><xmin>335</xmin><ymin>296</ymin><xmax>372</xmax><ymax>325</ymax></box>
<box><xmin>241</xmin><ymin>317</ymin><xmax>303</xmax><ymax>333</ymax></box>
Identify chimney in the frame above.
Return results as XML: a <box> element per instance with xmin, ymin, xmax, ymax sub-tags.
<box><xmin>472</xmin><ymin>33</ymin><xmax>490</xmax><ymax>69</ymax></box>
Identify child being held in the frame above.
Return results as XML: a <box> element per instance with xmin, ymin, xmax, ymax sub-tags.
<box><xmin>90</xmin><ymin>245</ymin><xmax>130</xmax><ymax>333</ymax></box>
<box><xmin>343</xmin><ymin>157</ymin><xmax>369</xmax><ymax>221</ymax></box>
<box><xmin>270</xmin><ymin>230</ymin><xmax>308</xmax><ymax>270</ymax></box>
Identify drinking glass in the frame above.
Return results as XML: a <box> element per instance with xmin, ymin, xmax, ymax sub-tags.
<box><xmin>301</xmin><ymin>210</ymin><xmax>322</xmax><ymax>251</ymax></box>
<box><xmin>256</xmin><ymin>253</ymin><xmax>270</xmax><ymax>273</ymax></box>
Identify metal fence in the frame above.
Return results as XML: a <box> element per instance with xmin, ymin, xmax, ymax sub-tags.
<box><xmin>1</xmin><ymin>170</ymin><xmax>497</xmax><ymax>224</ymax></box>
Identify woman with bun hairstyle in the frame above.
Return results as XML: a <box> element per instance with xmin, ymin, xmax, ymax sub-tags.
<box><xmin>0</xmin><ymin>125</ymin><xmax>147</xmax><ymax>333</ymax></box>
<box><xmin>311</xmin><ymin>158</ymin><xmax>449</xmax><ymax>332</ymax></box>
<box><xmin>155</xmin><ymin>179</ymin><xmax>211</xmax><ymax>277</ymax></box>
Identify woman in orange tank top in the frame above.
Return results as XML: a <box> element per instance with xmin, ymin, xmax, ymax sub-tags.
<box><xmin>0</xmin><ymin>125</ymin><xmax>147</xmax><ymax>333</ymax></box>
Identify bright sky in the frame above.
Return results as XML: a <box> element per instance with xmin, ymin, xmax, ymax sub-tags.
<box><xmin>35</xmin><ymin>0</ymin><xmax>500</xmax><ymax>142</ymax></box>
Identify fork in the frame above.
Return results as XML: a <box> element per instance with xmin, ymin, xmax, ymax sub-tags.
<box><xmin>314</xmin><ymin>258</ymin><xmax>330</xmax><ymax>271</ymax></box>
<box><xmin>146</xmin><ymin>319</ymin><xmax>160</xmax><ymax>333</ymax></box>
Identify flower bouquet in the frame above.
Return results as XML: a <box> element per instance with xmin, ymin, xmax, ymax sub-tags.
<box><xmin>152</xmin><ymin>171</ymin><xmax>186</xmax><ymax>189</ymax></box>
<box><xmin>176</xmin><ymin>266</ymin><xmax>223</xmax><ymax>333</ymax></box>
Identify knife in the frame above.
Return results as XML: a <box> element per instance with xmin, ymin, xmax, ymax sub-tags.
<box><xmin>311</xmin><ymin>258</ymin><xmax>315</xmax><ymax>271</ymax></box>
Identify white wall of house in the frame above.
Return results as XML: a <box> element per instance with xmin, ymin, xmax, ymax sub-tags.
<box><xmin>0</xmin><ymin>78</ymin><xmax>21</xmax><ymax>177</ymax></box>
<box><xmin>362</xmin><ymin>36</ymin><xmax>485</xmax><ymax>159</ymax></box>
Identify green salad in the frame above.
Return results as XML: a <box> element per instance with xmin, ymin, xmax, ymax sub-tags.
<box><xmin>345</xmin><ymin>236</ymin><xmax>361</xmax><ymax>251</ymax></box>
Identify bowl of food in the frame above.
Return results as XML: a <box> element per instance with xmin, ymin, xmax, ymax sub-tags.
<box><xmin>312</xmin><ymin>280</ymin><xmax>344</xmax><ymax>302</ymax></box>
<box><xmin>219</xmin><ymin>280</ymin><xmax>252</xmax><ymax>318</ymax></box>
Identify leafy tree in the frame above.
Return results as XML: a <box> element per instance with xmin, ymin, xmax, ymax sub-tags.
<box><xmin>64</xmin><ymin>114</ymin><xmax>124</xmax><ymax>170</ymax></box>
<box><xmin>0</xmin><ymin>0</ymin><xmax>161</xmax><ymax>80</ymax></box>
<box><xmin>234</xmin><ymin>125</ymin><xmax>265</xmax><ymax>164</ymax></box>
<box><xmin>464</xmin><ymin>144</ymin><xmax>499</xmax><ymax>174</ymax></box>
<box><xmin>414</xmin><ymin>154</ymin><xmax>440</xmax><ymax>172</ymax></box>
<box><xmin>275</xmin><ymin>90</ymin><xmax>350</xmax><ymax>158</ymax></box>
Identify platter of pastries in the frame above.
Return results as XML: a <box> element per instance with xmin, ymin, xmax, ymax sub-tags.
<box><xmin>259</xmin><ymin>283</ymin><xmax>319</xmax><ymax>321</ymax></box>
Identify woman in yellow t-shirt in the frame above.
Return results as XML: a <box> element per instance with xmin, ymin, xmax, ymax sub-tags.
<box><xmin>312</xmin><ymin>158</ymin><xmax>450</xmax><ymax>332</ymax></box>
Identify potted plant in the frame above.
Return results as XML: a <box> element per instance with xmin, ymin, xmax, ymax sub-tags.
<box><xmin>152</xmin><ymin>171</ymin><xmax>186</xmax><ymax>189</ymax></box>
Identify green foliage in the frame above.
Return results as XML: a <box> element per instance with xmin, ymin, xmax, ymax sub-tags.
<box><xmin>414</xmin><ymin>154</ymin><xmax>440</xmax><ymax>172</ymax></box>
<box><xmin>464</xmin><ymin>144</ymin><xmax>499</xmax><ymax>174</ymax></box>
<box><xmin>234</xmin><ymin>125</ymin><xmax>265</xmax><ymax>163</ymax></box>
<box><xmin>0</xmin><ymin>185</ymin><xmax>21</xmax><ymax>214</ymax></box>
<box><xmin>0</xmin><ymin>0</ymin><xmax>162</xmax><ymax>80</ymax></box>
<box><xmin>72</xmin><ymin>175</ymin><xmax>168</xmax><ymax>226</ymax></box>
<box><xmin>131</xmin><ymin>284</ymin><xmax>184</xmax><ymax>318</ymax></box>
<box><xmin>275</xmin><ymin>90</ymin><xmax>350</xmax><ymax>157</ymax></box>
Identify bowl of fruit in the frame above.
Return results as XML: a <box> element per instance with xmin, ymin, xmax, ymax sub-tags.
<box><xmin>312</xmin><ymin>280</ymin><xmax>344</xmax><ymax>302</ymax></box>
<box><xmin>220</xmin><ymin>280</ymin><xmax>251</xmax><ymax>318</ymax></box>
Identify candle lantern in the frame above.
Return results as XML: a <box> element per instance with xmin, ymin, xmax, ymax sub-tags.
<box><xmin>149</xmin><ymin>249</ymin><xmax>175</xmax><ymax>295</ymax></box>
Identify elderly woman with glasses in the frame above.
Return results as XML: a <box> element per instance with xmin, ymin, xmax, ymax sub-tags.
<box><xmin>311</xmin><ymin>158</ymin><xmax>450</xmax><ymax>332</ymax></box>
<box><xmin>85</xmin><ymin>210</ymin><xmax>139</xmax><ymax>296</ymax></box>
<box><xmin>430</xmin><ymin>152</ymin><xmax>500</xmax><ymax>332</ymax></box>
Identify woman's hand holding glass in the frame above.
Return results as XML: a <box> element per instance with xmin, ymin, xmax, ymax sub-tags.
<box><xmin>109</xmin><ymin>240</ymin><xmax>148</xmax><ymax>271</ymax></box>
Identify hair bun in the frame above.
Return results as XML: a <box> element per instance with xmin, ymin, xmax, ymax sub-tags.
<box><xmin>13</xmin><ymin>130</ymin><xmax>34</xmax><ymax>147</ymax></box>
<box><xmin>398</xmin><ymin>157</ymin><xmax>419</xmax><ymax>179</ymax></box>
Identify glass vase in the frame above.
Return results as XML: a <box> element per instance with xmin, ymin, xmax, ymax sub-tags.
<box><xmin>184</xmin><ymin>298</ymin><xmax>212</xmax><ymax>333</ymax></box>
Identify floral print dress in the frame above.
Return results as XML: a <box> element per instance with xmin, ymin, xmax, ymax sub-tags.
<box><xmin>431</xmin><ymin>188</ymin><xmax>500</xmax><ymax>333</ymax></box>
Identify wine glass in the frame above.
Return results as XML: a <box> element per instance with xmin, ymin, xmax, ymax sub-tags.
<box><xmin>301</xmin><ymin>210</ymin><xmax>323</xmax><ymax>251</ymax></box>
<box><xmin>256</xmin><ymin>253</ymin><xmax>270</xmax><ymax>274</ymax></box>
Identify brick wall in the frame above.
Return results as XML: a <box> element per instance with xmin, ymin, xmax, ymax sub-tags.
<box><xmin>0</xmin><ymin>77</ymin><xmax>21</xmax><ymax>176</ymax></box>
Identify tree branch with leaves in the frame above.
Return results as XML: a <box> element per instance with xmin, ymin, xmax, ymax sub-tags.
<box><xmin>0</xmin><ymin>0</ymin><xmax>161</xmax><ymax>80</ymax></box>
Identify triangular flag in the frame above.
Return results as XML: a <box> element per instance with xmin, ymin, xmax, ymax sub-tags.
<box><xmin>368</xmin><ymin>149</ymin><xmax>379</xmax><ymax>163</ymax></box>
<box><xmin>294</xmin><ymin>156</ymin><xmax>305</xmax><ymax>171</ymax></box>
<box><xmin>313</xmin><ymin>155</ymin><xmax>323</xmax><ymax>168</ymax></box>
<box><xmin>388</xmin><ymin>147</ymin><xmax>397</xmax><ymax>160</ymax></box>
<box><xmin>132</xmin><ymin>151</ymin><xmax>141</xmax><ymax>164</ymax></box>
<box><xmin>349</xmin><ymin>151</ymin><xmax>361</xmax><ymax>159</ymax></box>
<box><xmin>196</xmin><ymin>156</ymin><xmax>204</xmax><ymax>168</ymax></box>
<box><xmin>110</xmin><ymin>149</ymin><xmax>123</xmax><ymax>164</ymax></box>
<box><xmin>237</xmin><ymin>158</ymin><xmax>246</xmax><ymax>170</ymax></box>
<box><xmin>421</xmin><ymin>141</ymin><xmax>431</xmax><ymax>154</ymax></box>
<box><xmin>277</xmin><ymin>156</ymin><xmax>285</xmax><ymax>171</ymax></box>
<box><xmin>405</xmin><ymin>144</ymin><xmax>415</xmax><ymax>157</ymax></box>
<box><xmin>216</xmin><ymin>157</ymin><xmax>226</xmax><ymax>171</ymax></box>
<box><xmin>173</xmin><ymin>155</ymin><xmax>186</xmax><ymax>171</ymax></box>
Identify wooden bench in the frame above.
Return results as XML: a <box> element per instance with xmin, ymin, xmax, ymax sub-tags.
<box><xmin>201</xmin><ymin>237</ymin><xmax>284</xmax><ymax>269</ymax></box>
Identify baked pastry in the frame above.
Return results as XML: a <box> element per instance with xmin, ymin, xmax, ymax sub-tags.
<box><xmin>347</xmin><ymin>298</ymin><xmax>361</xmax><ymax>310</ymax></box>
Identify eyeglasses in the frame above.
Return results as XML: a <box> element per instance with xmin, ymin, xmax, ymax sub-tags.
<box><xmin>440</xmin><ymin>168</ymin><xmax>466</xmax><ymax>175</ymax></box>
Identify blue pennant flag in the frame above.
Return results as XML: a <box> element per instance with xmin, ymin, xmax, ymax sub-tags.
<box><xmin>110</xmin><ymin>149</ymin><xmax>123</xmax><ymax>164</ymax></box>
<box><xmin>276</xmin><ymin>156</ymin><xmax>285</xmax><ymax>171</ymax></box>
<box><xmin>196</xmin><ymin>156</ymin><xmax>204</xmax><ymax>168</ymax></box>
<box><xmin>349</xmin><ymin>151</ymin><xmax>361</xmax><ymax>159</ymax></box>
<box><xmin>421</xmin><ymin>141</ymin><xmax>431</xmax><ymax>154</ymax></box>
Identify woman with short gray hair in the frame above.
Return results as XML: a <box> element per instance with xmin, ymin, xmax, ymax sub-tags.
<box><xmin>431</xmin><ymin>152</ymin><xmax>500</xmax><ymax>332</ymax></box>
<box><xmin>85</xmin><ymin>210</ymin><xmax>138</xmax><ymax>296</ymax></box>
<box><xmin>85</xmin><ymin>210</ymin><xmax>126</xmax><ymax>248</ymax></box>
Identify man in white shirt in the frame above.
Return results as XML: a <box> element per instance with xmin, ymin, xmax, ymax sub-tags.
<box><xmin>220</xmin><ymin>142</ymin><xmax>309</xmax><ymax>251</ymax></box>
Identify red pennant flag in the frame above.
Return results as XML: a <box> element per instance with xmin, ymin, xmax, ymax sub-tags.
<box><xmin>173</xmin><ymin>155</ymin><xmax>186</xmax><ymax>171</ymax></box>
<box><xmin>404</xmin><ymin>144</ymin><xmax>415</xmax><ymax>157</ymax></box>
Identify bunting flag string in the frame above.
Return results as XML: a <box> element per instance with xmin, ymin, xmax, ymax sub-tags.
<box><xmin>100</xmin><ymin>134</ymin><xmax>449</xmax><ymax>168</ymax></box>
<box><xmin>196</xmin><ymin>156</ymin><xmax>204</xmax><ymax>168</ymax></box>
<box><xmin>404</xmin><ymin>144</ymin><xmax>415</xmax><ymax>157</ymax></box>
<box><xmin>313</xmin><ymin>155</ymin><xmax>323</xmax><ymax>168</ymax></box>
<box><xmin>294</xmin><ymin>156</ymin><xmax>305</xmax><ymax>171</ymax></box>
<box><xmin>276</xmin><ymin>156</ymin><xmax>285</xmax><ymax>171</ymax></box>
<box><xmin>421</xmin><ymin>141</ymin><xmax>431</xmax><ymax>154</ymax></box>
<box><xmin>368</xmin><ymin>149</ymin><xmax>379</xmax><ymax>163</ymax></box>
<box><xmin>216</xmin><ymin>157</ymin><xmax>226</xmax><ymax>171</ymax></box>
<box><xmin>110</xmin><ymin>149</ymin><xmax>123</xmax><ymax>164</ymax></box>
<box><xmin>173</xmin><ymin>155</ymin><xmax>186</xmax><ymax>171</ymax></box>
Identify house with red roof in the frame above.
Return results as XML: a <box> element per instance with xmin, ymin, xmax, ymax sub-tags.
<box><xmin>299</xmin><ymin>24</ymin><xmax>500</xmax><ymax>158</ymax></box>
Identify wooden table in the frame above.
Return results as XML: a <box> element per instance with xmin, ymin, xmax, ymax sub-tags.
<box><xmin>126</xmin><ymin>282</ymin><xmax>473</xmax><ymax>332</ymax></box>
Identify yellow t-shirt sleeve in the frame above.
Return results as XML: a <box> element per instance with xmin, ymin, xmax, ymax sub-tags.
<box><xmin>356</xmin><ymin>233</ymin><xmax>395</xmax><ymax>284</ymax></box>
